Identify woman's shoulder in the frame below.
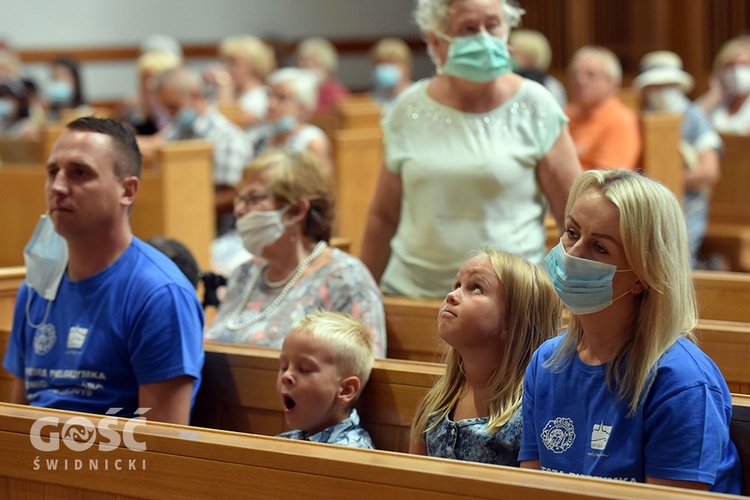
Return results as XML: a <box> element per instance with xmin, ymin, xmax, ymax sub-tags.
<box><xmin>384</xmin><ymin>79</ymin><xmax>432</xmax><ymax>114</ymax></box>
<box><xmin>654</xmin><ymin>337</ymin><xmax>728</xmax><ymax>392</ymax></box>
<box><xmin>536</xmin><ymin>334</ymin><xmax>566</xmax><ymax>356</ymax></box>
<box><xmin>510</xmin><ymin>78</ymin><xmax>566</xmax><ymax>113</ymax></box>
<box><xmin>323</xmin><ymin>249</ymin><xmax>378</xmax><ymax>280</ymax></box>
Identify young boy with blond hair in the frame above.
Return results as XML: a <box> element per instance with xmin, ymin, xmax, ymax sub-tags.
<box><xmin>276</xmin><ymin>311</ymin><xmax>375</xmax><ymax>449</ymax></box>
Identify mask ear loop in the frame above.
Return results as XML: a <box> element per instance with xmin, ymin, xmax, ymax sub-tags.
<box><xmin>25</xmin><ymin>290</ymin><xmax>52</xmax><ymax>329</ymax></box>
<box><xmin>610</xmin><ymin>288</ymin><xmax>632</xmax><ymax>304</ymax></box>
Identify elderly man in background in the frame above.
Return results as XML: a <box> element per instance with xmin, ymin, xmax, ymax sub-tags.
<box><xmin>565</xmin><ymin>45</ymin><xmax>641</xmax><ymax>171</ymax></box>
<box><xmin>143</xmin><ymin>66</ymin><xmax>253</xmax><ymax>235</ymax></box>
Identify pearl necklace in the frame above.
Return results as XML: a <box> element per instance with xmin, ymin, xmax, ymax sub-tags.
<box><xmin>226</xmin><ymin>241</ymin><xmax>327</xmax><ymax>332</ymax></box>
<box><xmin>263</xmin><ymin>266</ymin><xmax>294</xmax><ymax>288</ymax></box>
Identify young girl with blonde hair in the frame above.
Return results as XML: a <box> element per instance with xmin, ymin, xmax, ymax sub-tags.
<box><xmin>410</xmin><ymin>248</ymin><xmax>562</xmax><ymax>464</ymax></box>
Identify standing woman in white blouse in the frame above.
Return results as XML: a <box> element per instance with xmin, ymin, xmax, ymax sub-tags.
<box><xmin>361</xmin><ymin>0</ymin><xmax>582</xmax><ymax>299</ymax></box>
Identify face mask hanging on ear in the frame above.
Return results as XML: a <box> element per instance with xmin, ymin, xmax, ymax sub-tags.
<box><xmin>438</xmin><ymin>31</ymin><xmax>513</xmax><ymax>83</ymax></box>
<box><xmin>23</xmin><ymin>214</ymin><xmax>69</xmax><ymax>301</ymax></box>
<box><xmin>544</xmin><ymin>239</ymin><xmax>633</xmax><ymax>315</ymax></box>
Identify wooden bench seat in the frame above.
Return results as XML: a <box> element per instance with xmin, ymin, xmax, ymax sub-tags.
<box><xmin>2</xmin><ymin>402</ymin><xmax>742</xmax><ymax>499</ymax></box>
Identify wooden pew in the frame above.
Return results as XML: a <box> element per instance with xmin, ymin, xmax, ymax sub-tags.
<box><xmin>0</xmin><ymin>139</ymin><xmax>215</xmax><ymax>269</ymax></box>
<box><xmin>0</xmin><ymin>136</ymin><xmax>44</xmax><ymax>164</ymax></box>
<box><xmin>0</xmin><ymin>267</ymin><xmax>24</xmax><ymax>403</ymax></box>
<box><xmin>309</xmin><ymin>93</ymin><xmax>381</xmax><ymax>138</ymax></box>
<box><xmin>1</xmin><ymin>404</ymin><xmax>738</xmax><ymax>500</ymax></box>
<box><xmin>194</xmin><ymin>345</ymin><xmax>749</xmax><ymax>495</ymax></box>
<box><xmin>694</xmin><ymin>270</ymin><xmax>750</xmax><ymax>323</ymax></box>
<box><xmin>702</xmin><ymin>133</ymin><xmax>750</xmax><ymax>272</ymax></box>
<box><xmin>617</xmin><ymin>87</ymin><xmax>641</xmax><ymax>114</ymax></box>
<box><xmin>382</xmin><ymin>295</ymin><xmax>750</xmax><ymax>393</ymax></box>
<box><xmin>193</xmin><ymin>342</ymin><xmax>444</xmax><ymax>454</ymax></box>
<box><xmin>332</xmin><ymin>124</ymin><xmax>382</xmax><ymax>257</ymax></box>
<box><xmin>0</xmin><ymin>121</ymin><xmax>74</xmax><ymax>165</ymax></box>
<box><xmin>639</xmin><ymin>112</ymin><xmax>684</xmax><ymax>201</ymax></box>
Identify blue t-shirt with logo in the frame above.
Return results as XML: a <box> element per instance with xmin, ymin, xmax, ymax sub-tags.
<box><xmin>3</xmin><ymin>238</ymin><xmax>205</xmax><ymax>418</ymax></box>
<box><xmin>519</xmin><ymin>335</ymin><xmax>742</xmax><ymax>494</ymax></box>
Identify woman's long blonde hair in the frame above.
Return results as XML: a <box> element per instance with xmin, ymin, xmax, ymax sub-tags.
<box><xmin>546</xmin><ymin>169</ymin><xmax>697</xmax><ymax>416</ymax></box>
<box><xmin>411</xmin><ymin>249</ymin><xmax>562</xmax><ymax>440</ymax></box>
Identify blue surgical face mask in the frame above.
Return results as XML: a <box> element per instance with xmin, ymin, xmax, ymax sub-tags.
<box><xmin>23</xmin><ymin>214</ymin><xmax>69</xmax><ymax>301</ymax></box>
<box><xmin>272</xmin><ymin>115</ymin><xmax>297</xmax><ymax>135</ymax></box>
<box><xmin>372</xmin><ymin>63</ymin><xmax>401</xmax><ymax>90</ymax></box>
<box><xmin>174</xmin><ymin>107</ymin><xmax>199</xmax><ymax>132</ymax></box>
<box><xmin>545</xmin><ymin>239</ymin><xmax>632</xmax><ymax>315</ymax></box>
<box><xmin>0</xmin><ymin>98</ymin><xmax>15</xmax><ymax>118</ymax></box>
<box><xmin>439</xmin><ymin>31</ymin><xmax>513</xmax><ymax>83</ymax></box>
<box><xmin>46</xmin><ymin>80</ymin><xmax>74</xmax><ymax>105</ymax></box>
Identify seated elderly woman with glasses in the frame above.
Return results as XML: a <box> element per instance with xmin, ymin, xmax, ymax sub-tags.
<box><xmin>205</xmin><ymin>148</ymin><xmax>386</xmax><ymax>357</ymax></box>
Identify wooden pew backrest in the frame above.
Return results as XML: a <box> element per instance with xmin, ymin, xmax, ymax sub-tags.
<box><xmin>702</xmin><ymin>133</ymin><xmax>750</xmax><ymax>271</ymax></box>
<box><xmin>694</xmin><ymin>270</ymin><xmax>750</xmax><ymax>323</ymax></box>
<box><xmin>193</xmin><ymin>342</ymin><xmax>445</xmax><ymax>453</ymax></box>
<box><xmin>0</xmin><ymin>136</ymin><xmax>44</xmax><ymax>164</ymax></box>
<box><xmin>698</xmin><ymin>320</ymin><xmax>750</xmax><ymax>394</ymax></box>
<box><xmin>382</xmin><ymin>295</ymin><xmax>750</xmax><ymax>392</ymax></box>
<box><xmin>383</xmin><ymin>295</ymin><xmax>445</xmax><ymax>363</ymax></box>
<box><xmin>639</xmin><ymin>112</ymin><xmax>684</xmax><ymax>201</ymax></box>
<box><xmin>1</xmin><ymin>403</ymin><xmax>732</xmax><ymax>500</ymax></box>
<box><xmin>0</xmin><ymin>267</ymin><xmax>24</xmax><ymax>402</ymax></box>
<box><xmin>330</xmin><ymin>95</ymin><xmax>383</xmax><ymax>257</ymax></box>
<box><xmin>710</xmin><ymin>134</ymin><xmax>750</xmax><ymax>226</ymax></box>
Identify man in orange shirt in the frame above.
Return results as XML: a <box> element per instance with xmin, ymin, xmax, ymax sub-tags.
<box><xmin>565</xmin><ymin>46</ymin><xmax>641</xmax><ymax>171</ymax></box>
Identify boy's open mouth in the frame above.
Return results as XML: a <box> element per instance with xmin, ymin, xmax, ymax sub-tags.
<box><xmin>283</xmin><ymin>395</ymin><xmax>296</xmax><ymax>410</ymax></box>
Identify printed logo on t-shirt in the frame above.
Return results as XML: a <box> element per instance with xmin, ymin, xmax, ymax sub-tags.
<box><xmin>541</xmin><ymin>417</ymin><xmax>576</xmax><ymax>453</ymax></box>
<box><xmin>590</xmin><ymin>421</ymin><xmax>612</xmax><ymax>450</ymax></box>
<box><xmin>67</xmin><ymin>326</ymin><xmax>89</xmax><ymax>349</ymax></box>
<box><xmin>33</xmin><ymin>324</ymin><xmax>57</xmax><ymax>356</ymax></box>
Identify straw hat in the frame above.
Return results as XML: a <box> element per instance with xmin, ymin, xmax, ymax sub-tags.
<box><xmin>633</xmin><ymin>50</ymin><xmax>694</xmax><ymax>93</ymax></box>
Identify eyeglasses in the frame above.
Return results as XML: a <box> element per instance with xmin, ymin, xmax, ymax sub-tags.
<box><xmin>234</xmin><ymin>192</ymin><xmax>271</xmax><ymax>208</ymax></box>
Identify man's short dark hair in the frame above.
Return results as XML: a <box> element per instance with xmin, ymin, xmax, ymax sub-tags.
<box><xmin>66</xmin><ymin>116</ymin><xmax>142</xmax><ymax>179</ymax></box>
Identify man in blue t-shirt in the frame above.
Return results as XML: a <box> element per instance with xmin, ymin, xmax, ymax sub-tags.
<box><xmin>3</xmin><ymin>116</ymin><xmax>204</xmax><ymax>424</ymax></box>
